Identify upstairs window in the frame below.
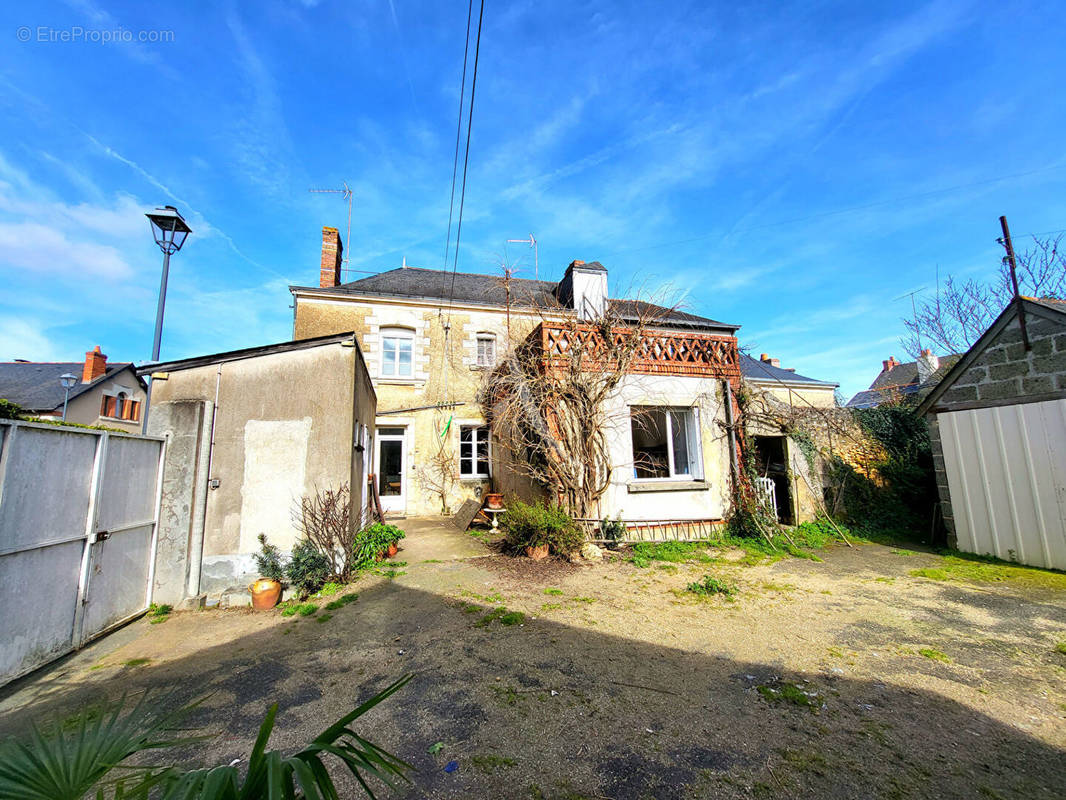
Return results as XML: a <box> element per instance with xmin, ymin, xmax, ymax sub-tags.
<box><xmin>476</xmin><ymin>333</ymin><xmax>496</xmax><ymax>367</ymax></box>
<box><xmin>100</xmin><ymin>391</ymin><xmax>140</xmax><ymax>422</ymax></box>
<box><xmin>381</xmin><ymin>327</ymin><xmax>414</xmax><ymax>378</ymax></box>
<box><xmin>459</xmin><ymin>425</ymin><xmax>491</xmax><ymax>478</ymax></box>
<box><xmin>630</xmin><ymin>407</ymin><xmax>702</xmax><ymax>480</ymax></box>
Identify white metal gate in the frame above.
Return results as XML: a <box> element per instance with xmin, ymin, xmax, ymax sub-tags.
<box><xmin>0</xmin><ymin>421</ymin><xmax>165</xmax><ymax>686</ymax></box>
<box><xmin>938</xmin><ymin>399</ymin><xmax>1066</xmax><ymax>570</ymax></box>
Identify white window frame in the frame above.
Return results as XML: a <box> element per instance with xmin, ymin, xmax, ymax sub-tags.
<box><xmin>380</xmin><ymin>327</ymin><xmax>414</xmax><ymax>378</ymax></box>
<box><xmin>629</xmin><ymin>406</ymin><xmax>703</xmax><ymax>481</ymax></box>
<box><xmin>459</xmin><ymin>425</ymin><xmax>491</xmax><ymax>478</ymax></box>
<box><xmin>476</xmin><ymin>333</ymin><xmax>496</xmax><ymax>367</ymax></box>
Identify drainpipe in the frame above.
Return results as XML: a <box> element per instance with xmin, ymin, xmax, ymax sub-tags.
<box><xmin>186</xmin><ymin>365</ymin><xmax>220</xmax><ymax>598</ymax></box>
<box><xmin>723</xmin><ymin>379</ymin><xmax>740</xmax><ymax>489</ymax></box>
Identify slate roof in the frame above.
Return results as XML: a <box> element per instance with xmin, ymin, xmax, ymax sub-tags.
<box><xmin>739</xmin><ymin>353</ymin><xmax>837</xmax><ymax>388</ymax></box>
<box><xmin>0</xmin><ymin>362</ymin><xmax>140</xmax><ymax>412</ymax></box>
<box><xmin>292</xmin><ymin>266</ymin><xmax>738</xmax><ymax>332</ymax></box>
<box><xmin>846</xmin><ymin>354</ymin><xmax>961</xmax><ymax>409</ymax></box>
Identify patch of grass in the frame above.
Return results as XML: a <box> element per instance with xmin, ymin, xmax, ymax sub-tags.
<box><xmin>541</xmin><ymin>603</ymin><xmax>562</xmax><ymax>611</ymax></box>
<box><xmin>1055</xmin><ymin>640</ymin><xmax>1066</xmax><ymax>656</ymax></box>
<box><xmin>314</xmin><ymin>581</ymin><xmax>342</xmax><ymax>597</ymax></box>
<box><xmin>918</xmin><ymin>647</ymin><xmax>951</xmax><ymax>663</ymax></box>
<box><xmin>628</xmin><ymin>541</ymin><xmax>715</xmax><ymax>567</ymax></box>
<box><xmin>757</xmin><ymin>681</ymin><xmax>820</xmax><ymax>710</ymax></box>
<box><xmin>324</xmin><ymin>593</ymin><xmax>359</xmax><ymax>611</ymax></box>
<box><xmin>570</xmin><ymin>596</ymin><xmax>596</xmax><ymax>603</ymax></box>
<box><xmin>686</xmin><ymin>574</ymin><xmax>735</xmax><ymax>597</ymax></box>
<box><xmin>890</xmin><ymin>548</ymin><xmax>919</xmax><ymax>556</ymax></box>
<box><xmin>315</xmin><ymin>613</ymin><xmax>333</xmax><ymax>623</ymax></box>
<box><xmin>543</xmin><ymin>587</ymin><xmax>563</xmax><ymax>596</ymax></box>
<box><xmin>123</xmin><ymin>658</ymin><xmax>151</xmax><ymax>668</ymax></box>
<box><xmin>491</xmin><ymin>685</ymin><xmax>520</xmax><ymax>706</ymax></box>
<box><xmin>372</xmin><ymin>567</ymin><xmax>406</xmax><ymax>579</ymax></box>
<box><xmin>873</xmin><ymin>576</ymin><xmax>895</xmax><ymax>583</ymax></box>
<box><xmin>147</xmin><ymin>603</ymin><xmax>172</xmax><ymax>624</ymax></box>
<box><xmin>462</xmin><ymin>589</ymin><xmax>505</xmax><ymax>604</ymax></box>
<box><xmin>476</xmin><ymin>606</ymin><xmax>508</xmax><ymax>627</ymax></box>
<box><xmin>760</xmin><ymin>581</ymin><xmax>796</xmax><ymax>592</ymax></box>
<box><xmin>910</xmin><ymin>551</ymin><xmax>1066</xmax><ymax>590</ymax></box>
<box><xmin>471</xmin><ymin>754</ymin><xmax>516</xmax><ymax>773</ymax></box>
<box><xmin>782</xmin><ymin>747</ymin><xmax>829</xmax><ymax>775</ymax></box>
<box><xmin>656</xmin><ymin>564</ymin><xmax>679</xmax><ymax>573</ymax></box>
<box><xmin>296</xmin><ymin>603</ymin><xmax>318</xmax><ymax>617</ymax></box>
<box><xmin>499</xmin><ymin>611</ymin><xmax>525</xmax><ymax>625</ymax></box>
<box><xmin>422</xmin><ymin>559</ymin><xmax>444</xmax><ymax>564</ymax></box>
<box><xmin>827</xmin><ymin>646</ymin><xmax>844</xmax><ymax>658</ymax></box>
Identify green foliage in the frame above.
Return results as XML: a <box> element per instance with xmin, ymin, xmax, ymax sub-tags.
<box><xmin>543</xmin><ymin>587</ymin><xmax>563</xmax><ymax>596</ymax></box>
<box><xmin>325</xmin><ymin>593</ymin><xmax>359</xmax><ymax>611</ymax></box>
<box><xmin>0</xmin><ymin>399</ymin><xmax>23</xmax><ymax>420</ymax></box>
<box><xmin>286</xmin><ymin>538</ymin><xmax>333</xmax><ymax>599</ymax></box>
<box><xmin>1054</xmin><ymin>640</ymin><xmax>1066</xmax><ymax>656</ymax></box>
<box><xmin>909</xmin><ymin>551</ymin><xmax>1066</xmax><ymax>590</ymax></box>
<box><xmin>628</xmin><ymin>541</ymin><xmax>714</xmax><ymax>568</ymax></box>
<box><xmin>316</xmin><ymin>582</ymin><xmax>343</xmax><ymax>597</ymax></box>
<box><xmin>351</xmin><ymin>524</ymin><xmax>407</xmax><ymax>570</ymax></box>
<box><xmin>500</xmin><ymin>500</ymin><xmax>584</xmax><ymax>556</ymax></box>
<box><xmin>0</xmin><ymin>676</ymin><xmax>414</xmax><ymax>800</ymax></box>
<box><xmin>475</xmin><ymin>606</ymin><xmax>524</xmax><ymax>627</ymax></box>
<box><xmin>252</xmin><ymin>534</ymin><xmax>284</xmax><ymax>582</ymax></box>
<box><xmin>147</xmin><ymin>604</ymin><xmax>172</xmax><ymax>625</ymax></box>
<box><xmin>598</xmin><ymin>515</ymin><xmax>626</xmax><ymax>543</ymax></box>
<box><xmin>279</xmin><ymin>601</ymin><xmax>319</xmax><ymax>617</ymax></box>
<box><xmin>686</xmin><ymin>574</ymin><xmax>735</xmax><ymax>596</ymax></box>
<box><xmin>757</xmin><ymin>681</ymin><xmax>820</xmax><ymax>709</ymax></box>
<box><xmin>918</xmin><ymin>647</ymin><xmax>951</xmax><ymax>663</ymax></box>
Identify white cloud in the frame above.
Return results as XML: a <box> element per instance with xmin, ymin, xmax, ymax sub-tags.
<box><xmin>0</xmin><ymin>317</ymin><xmax>66</xmax><ymax>362</ymax></box>
<box><xmin>0</xmin><ymin>220</ymin><xmax>131</xmax><ymax>279</ymax></box>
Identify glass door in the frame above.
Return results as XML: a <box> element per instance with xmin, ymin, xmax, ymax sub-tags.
<box><xmin>375</xmin><ymin>427</ymin><xmax>406</xmax><ymax>513</ymax></box>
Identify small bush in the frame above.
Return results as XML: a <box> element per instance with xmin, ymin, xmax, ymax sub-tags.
<box><xmin>499</xmin><ymin>500</ymin><xmax>584</xmax><ymax>557</ymax></box>
<box><xmin>254</xmin><ymin>534</ymin><xmax>285</xmax><ymax>581</ymax></box>
<box><xmin>287</xmin><ymin>539</ymin><xmax>332</xmax><ymax>599</ymax></box>
<box><xmin>0</xmin><ymin>399</ymin><xmax>23</xmax><ymax>420</ymax></box>
<box><xmin>686</xmin><ymin>575</ymin><xmax>735</xmax><ymax>597</ymax></box>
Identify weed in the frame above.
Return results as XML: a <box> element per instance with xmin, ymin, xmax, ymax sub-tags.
<box><xmin>296</xmin><ymin>603</ymin><xmax>318</xmax><ymax>617</ymax></box>
<box><xmin>476</xmin><ymin>607</ymin><xmax>508</xmax><ymax>627</ymax></box>
<box><xmin>918</xmin><ymin>648</ymin><xmax>951</xmax><ymax>663</ymax></box>
<box><xmin>492</xmin><ymin>685</ymin><xmax>520</xmax><ymax>706</ymax></box>
<box><xmin>499</xmin><ymin>611</ymin><xmax>525</xmax><ymax>625</ymax></box>
<box><xmin>756</xmin><ymin>681</ymin><xmax>820</xmax><ymax>710</ymax></box>
<box><xmin>910</xmin><ymin>552</ymin><xmax>1066</xmax><ymax>590</ymax></box>
<box><xmin>471</xmin><ymin>754</ymin><xmax>516</xmax><ymax>773</ymax></box>
<box><xmin>123</xmin><ymin>658</ymin><xmax>151</xmax><ymax>668</ymax></box>
<box><xmin>316</xmin><ymin>613</ymin><xmax>333</xmax><ymax>623</ymax></box>
<box><xmin>324</xmin><ymin>593</ymin><xmax>359</xmax><ymax>611</ymax></box>
<box><xmin>628</xmin><ymin>541</ymin><xmax>714</xmax><ymax>567</ymax></box>
<box><xmin>372</xmin><ymin>568</ymin><xmax>406</xmax><ymax>579</ymax></box>
<box><xmin>315</xmin><ymin>582</ymin><xmax>342</xmax><ymax>597</ymax></box>
<box><xmin>543</xmin><ymin>587</ymin><xmax>563</xmax><ymax>596</ymax></box>
<box><xmin>462</xmin><ymin>589</ymin><xmax>505</xmax><ymax>604</ymax></box>
<box><xmin>1055</xmin><ymin>640</ymin><xmax>1066</xmax><ymax>656</ymax></box>
<box><xmin>686</xmin><ymin>575</ymin><xmax>735</xmax><ymax>597</ymax></box>
<box><xmin>570</xmin><ymin>596</ymin><xmax>596</xmax><ymax>603</ymax></box>
<box><xmin>541</xmin><ymin>603</ymin><xmax>562</xmax><ymax>611</ymax></box>
<box><xmin>873</xmin><ymin>576</ymin><xmax>895</xmax><ymax>583</ymax></box>
<box><xmin>147</xmin><ymin>603</ymin><xmax>172</xmax><ymax>624</ymax></box>
<box><xmin>827</xmin><ymin>646</ymin><xmax>844</xmax><ymax>658</ymax></box>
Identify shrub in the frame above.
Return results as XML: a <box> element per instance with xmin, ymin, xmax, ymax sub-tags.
<box><xmin>599</xmin><ymin>514</ymin><xmax>626</xmax><ymax>544</ymax></box>
<box><xmin>253</xmin><ymin>534</ymin><xmax>284</xmax><ymax>581</ymax></box>
<box><xmin>292</xmin><ymin>484</ymin><xmax>354</xmax><ymax>581</ymax></box>
<box><xmin>500</xmin><ymin>500</ymin><xmax>584</xmax><ymax>556</ymax></box>
<box><xmin>350</xmin><ymin>523</ymin><xmax>406</xmax><ymax>570</ymax></box>
<box><xmin>0</xmin><ymin>399</ymin><xmax>23</xmax><ymax>420</ymax></box>
<box><xmin>686</xmin><ymin>574</ymin><xmax>735</xmax><ymax>596</ymax></box>
<box><xmin>287</xmin><ymin>539</ymin><xmax>332</xmax><ymax>598</ymax></box>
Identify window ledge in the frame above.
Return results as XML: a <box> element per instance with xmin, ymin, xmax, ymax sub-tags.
<box><xmin>377</xmin><ymin>378</ymin><xmax>424</xmax><ymax>386</ymax></box>
<box><xmin>460</xmin><ymin>476</ymin><xmax>491</xmax><ymax>482</ymax></box>
<box><xmin>627</xmin><ymin>480</ymin><xmax>708</xmax><ymax>493</ymax></box>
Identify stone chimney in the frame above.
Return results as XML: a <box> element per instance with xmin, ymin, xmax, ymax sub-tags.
<box><xmin>916</xmin><ymin>349</ymin><xmax>940</xmax><ymax>383</ymax></box>
<box><xmin>82</xmin><ymin>346</ymin><xmax>107</xmax><ymax>383</ymax></box>
<box><xmin>556</xmin><ymin>260</ymin><xmax>608</xmax><ymax>320</ymax></box>
<box><xmin>881</xmin><ymin>356</ymin><xmax>900</xmax><ymax>372</ymax></box>
<box><xmin>319</xmin><ymin>226</ymin><xmax>343</xmax><ymax>288</ymax></box>
<box><xmin>759</xmin><ymin>353</ymin><xmax>781</xmax><ymax>368</ymax></box>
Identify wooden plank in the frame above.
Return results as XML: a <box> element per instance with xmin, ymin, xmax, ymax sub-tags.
<box><xmin>452</xmin><ymin>498</ymin><xmax>482</xmax><ymax>531</ymax></box>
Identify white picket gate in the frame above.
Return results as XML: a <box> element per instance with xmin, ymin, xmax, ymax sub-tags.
<box><xmin>0</xmin><ymin>421</ymin><xmax>165</xmax><ymax>686</ymax></box>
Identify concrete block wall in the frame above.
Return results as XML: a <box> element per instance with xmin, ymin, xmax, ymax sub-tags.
<box><xmin>926</xmin><ymin>415</ymin><xmax>956</xmax><ymax>548</ymax></box>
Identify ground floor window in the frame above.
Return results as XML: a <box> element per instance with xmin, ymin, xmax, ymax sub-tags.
<box><xmin>460</xmin><ymin>425</ymin><xmax>491</xmax><ymax>478</ymax></box>
<box><xmin>630</xmin><ymin>406</ymin><xmax>702</xmax><ymax>479</ymax></box>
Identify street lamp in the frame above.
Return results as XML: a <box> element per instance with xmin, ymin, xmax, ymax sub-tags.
<box><xmin>59</xmin><ymin>372</ymin><xmax>77</xmax><ymax>422</ymax></box>
<box><xmin>143</xmin><ymin>205</ymin><xmax>192</xmax><ymax>433</ymax></box>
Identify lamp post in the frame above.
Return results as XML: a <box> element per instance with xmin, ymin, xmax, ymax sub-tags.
<box><xmin>59</xmin><ymin>373</ymin><xmax>77</xmax><ymax>422</ymax></box>
<box><xmin>143</xmin><ymin>205</ymin><xmax>192</xmax><ymax>433</ymax></box>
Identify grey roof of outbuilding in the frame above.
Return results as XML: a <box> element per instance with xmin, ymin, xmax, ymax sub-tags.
<box><xmin>0</xmin><ymin>362</ymin><xmax>139</xmax><ymax>412</ymax></box>
<box><xmin>291</xmin><ymin>266</ymin><xmax>738</xmax><ymax>332</ymax></box>
<box><xmin>739</xmin><ymin>353</ymin><xmax>838</xmax><ymax>387</ymax></box>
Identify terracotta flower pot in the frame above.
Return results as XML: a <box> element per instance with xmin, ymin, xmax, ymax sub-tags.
<box><xmin>526</xmin><ymin>543</ymin><xmax>549</xmax><ymax>561</ymax></box>
<box><xmin>485</xmin><ymin>493</ymin><xmax>504</xmax><ymax>510</ymax></box>
<box><xmin>387</xmin><ymin>542</ymin><xmax>399</xmax><ymax>558</ymax></box>
<box><xmin>249</xmin><ymin>578</ymin><xmax>282</xmax><ymax>610</ymax></box>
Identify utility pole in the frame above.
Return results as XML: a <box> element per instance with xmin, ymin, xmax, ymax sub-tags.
<box><xmin>998</xmin><ymin>215</ymin><xmax>1031</xmax><ymax>352</ymax></box>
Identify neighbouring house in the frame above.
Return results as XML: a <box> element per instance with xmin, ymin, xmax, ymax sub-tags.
<box><xmin>739</xmin><ymin>352</ymin><xmax>840</xmax><ymax>524</ymax></box>
<box><xmin>846</xmin><ymin>350</ymin><xmax>960</xmax><ymax>409</ymax></box>
<box><xmin>0</xmin><ymin>346</ymin><xmax>147</xmax><ymax>433</ymax></box>
<box><xmin>915</xmin><ymin>297</ymin><xmax>1066</xmax><ymax>570</ymax></box>
<box><xmin>139</xmin><ymin>332</ymin><xmax>376</xmax><ymax>601</ymax></box>
<box><xmin>290</xmin><ymin>226</ymin><xmax>748</xmax><ymax>528</ymax></box>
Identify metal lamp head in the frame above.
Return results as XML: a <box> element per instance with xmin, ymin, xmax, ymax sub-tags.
<box><xmin>146</xmin><ymin>205</ymin><xmax>192</xmax><ymax>255</ymax></box>
<box><xmin>59</xmin><ymin>372</ymin><xmax>78</xmax><ymax>390</ymax></box>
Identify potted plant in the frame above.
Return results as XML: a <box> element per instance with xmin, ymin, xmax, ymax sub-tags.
<box><xmin>484</xmin><ymin>492</ymin><xmax>504</xmax><ymax>510</ymax></box>
<box><xmin>354</xmin><ymin>523</ymin><xmax>406</xmax><ymax>565</ymax></box>
<box><xmin>250</xmin><ymin>533</ymin><xmax>284</xmax><ymax>610</ymax></box>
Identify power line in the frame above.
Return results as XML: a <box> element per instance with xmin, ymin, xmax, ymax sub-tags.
<box><xmin>440</xmin><ymin>0</ymin><xmax>474</xmax><ymax>289</ymax></box>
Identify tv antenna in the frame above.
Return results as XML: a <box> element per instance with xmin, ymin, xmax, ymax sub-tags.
<box><xmin>893</xmin><ymin>285</ymin><xmax>926</xmax><ymax>349</ymax></box>
<box><xmin>309</xmin><ymin>181</ymin><xmax>353</xmax><ymax>275</ymax></box>
<box><xmin>506</xmin><ymin>233</ymin><xmax>538</xmax><ymax>279</ymax></box>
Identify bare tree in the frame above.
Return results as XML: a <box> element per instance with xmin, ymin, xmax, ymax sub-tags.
<box><xmin>901</xmin><ymin>235</ymin><xmax>1066</xmax><ymax>358</ymax></box>
<box><xmin>292</xmin><ymin>484</ymin><xmax>353</xmax><ymax>581</ymax></box>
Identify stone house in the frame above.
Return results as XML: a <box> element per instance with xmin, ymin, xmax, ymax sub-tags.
<box><xmin>291</xmin><ymin>227</ymin><xmax>753</xmax><ymax>527</ymax></box>
<box><xmin>0</xmin><ymin>346</ymin><xmax>147</xmax><ymax>433</ymax></box>
<box><xmin>847</xmin><ymin>350</ymin><xmax>961</xmax><ymax>409</ymax></box>
<box><xmin>916</xmin><ymin>297</ymin><xmax>1066</xmax><ymax>569</ymax></box>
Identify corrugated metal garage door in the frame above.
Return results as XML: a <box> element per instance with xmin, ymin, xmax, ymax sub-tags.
<box><xmin>939</xmin><ymin>399</ymin><xmax>1066</xmax><ymax>570</ymax></box>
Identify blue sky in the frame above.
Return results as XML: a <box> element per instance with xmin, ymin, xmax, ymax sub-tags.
<box><xmin>1</xmin><ymin>0</ymin><xmax>1064</xmax><ymax>400</ymax></box>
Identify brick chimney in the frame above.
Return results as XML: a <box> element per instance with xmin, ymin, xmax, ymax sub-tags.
<box><xmin>82</xmin><ymin>346</ymin><xmax>107</xmax><ymax>383</ymax></box>
<box><xmin>319</xmin><ymin>226</ymin><xmax>343</xmax><ymax>288</ymax></box>
<box><xmin>881</xmin><ymin>356</ymin><xmax>900</xmax><ymax>372</ymax></box>
<box><xmin>760</xmin><ymin>353</ymin><xmax>781</xmax><ymax>368</ymax></box>
<box><xmin>556</xmin><ymin>259</ymin><xmax>608</xmax><ymax>320</ymax></box>
<box><xmin>916</xmin><ymin>348</ymin><xmax>940</xmax><ymax>383</ymax></box>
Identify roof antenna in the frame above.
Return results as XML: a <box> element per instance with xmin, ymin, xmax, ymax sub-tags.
<box><xmin>893</xmin><ymin>286</ymin><xmax>926</xmax><ymax>351</ymax></box>
<box><xmin>308</xmin><ymin>182</ymin><xmax>353</xmax><ymax>277</ymax></box>
<box><xmin>506</xmin><ymin>233</ymin><xmax>538</xmax><ymax>279</ymax></box>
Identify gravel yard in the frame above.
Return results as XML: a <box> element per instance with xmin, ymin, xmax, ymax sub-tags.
<box><xmin>2</xmin><ymin>521</ymin><xmax>1064</xmax><ymax>799</ymax></box>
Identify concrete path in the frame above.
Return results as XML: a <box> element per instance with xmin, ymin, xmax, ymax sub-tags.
<box><xmin>393</xmin><ymin>516</ymin><xmax>491</xmax><ymax>563</ymax></box>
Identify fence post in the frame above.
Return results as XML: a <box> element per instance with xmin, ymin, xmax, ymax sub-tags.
<box><xmin>144</xmin><ymin>435</ymin><xmax>169</xmax><ymax>609</ymax></box>
<box><xmin>72</xmin><ymin>431</ymin><xmax>108</xmax><ymax>648</ymax></box>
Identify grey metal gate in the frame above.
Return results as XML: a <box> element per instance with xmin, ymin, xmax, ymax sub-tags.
<box><xmin>0</xmin><ymin>421</ymin><xmax>165</xmax><ymax>686</ymax></box>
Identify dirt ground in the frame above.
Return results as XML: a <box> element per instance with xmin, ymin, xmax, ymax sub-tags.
<box><xmin>2</xmin><ymin>521</ymin><xmax>1065</xmax><ymax>800</ymax></box>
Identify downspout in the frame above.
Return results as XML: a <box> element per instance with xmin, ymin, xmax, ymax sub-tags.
<box><xmin>187</xmin><ymin>364</ymin><xmax>220</xmax><ymax>598</ymax></box>
<box><xmin>723</xmin><ymin>379</ymin><xmax>740</xmax><ymax>493</ymax></box>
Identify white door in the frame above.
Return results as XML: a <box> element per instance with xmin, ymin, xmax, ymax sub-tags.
<box><xmin>375</xmin><ymin>427</ymin><xmax>406</xmax><ymax>514</ymax></box>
